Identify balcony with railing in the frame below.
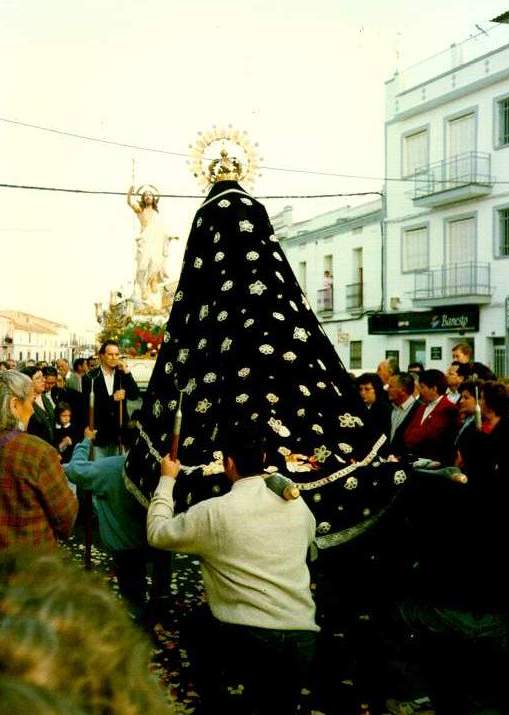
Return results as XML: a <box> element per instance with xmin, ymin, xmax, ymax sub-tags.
<box><xmin>317</xmin><ymin>287</ymin><xmax>333</xmax><ymax>314</ymax></box>
<box><xmin>413</xmin><ymin>152</ymin><xmax>493</xmax><ymax>207</ymax></box>
<box><xmin>413</xmin><ymin>262</ymin><xmax>491</xmax><ymax>306</ymax></box>
<box><xmin>345</xmin><ymin>282</ymin><xmax>363</xmax><ymax>312</ymax></box>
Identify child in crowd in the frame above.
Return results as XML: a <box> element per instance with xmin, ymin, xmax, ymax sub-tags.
<box><xmin>53</xmin><ymin>402</ymin><xmax>80</xmax><ymax>463</ymax></box>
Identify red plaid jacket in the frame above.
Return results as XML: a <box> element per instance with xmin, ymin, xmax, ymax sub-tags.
<box><xmin>0</xmin><ymin>430</ymin><xmax>78</xmax><ymax>548</ymax></box>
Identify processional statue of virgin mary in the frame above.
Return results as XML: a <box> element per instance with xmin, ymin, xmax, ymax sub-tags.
<box><xmin>125</xmin><ymin>127</ymin><xmax>409</xmax><ymax>550</ymax></box>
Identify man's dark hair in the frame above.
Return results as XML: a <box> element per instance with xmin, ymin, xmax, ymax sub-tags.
<box><xmin>43</xmin><ymin>366</ymin><xmax>58</xmax><ymax>378</ymax></box>
<box><xmin>471</xmin><ymin>361</ymin><xmax>497</xmax><ymax>381</ymax></box>
<box><xmin>459</xmin><ymin>380</ymin><xmax>479</xmax><ymax>399</ymax></box>
<box><xmin>221</xmin><ymin>423</ymin><xmax>266</xmax><ymax>477</ymax></box>
<box><xmin>394</xmin><ymin>371</ymin><xmax>415</xmax><ymax>397</ymax></box>
<box><xmin>456</xmin><ymin>362</ymin><xmax>474</xmax><ymax>379</ymax></box>
<box><xmin>407</xmin><ymin>361</ymin><xmax>424</xmax><ymax>373</ymax></box>
<box><xmin>73</xmin><ymin>358</ymin><xmax>86</xmax><ymax>372</ymax></box>
<box><xmin>420</xmin><ymin>369</ymin><xmax>448</xmax><ymax>395</ymax></box>
<box><xmin>99</xmin><ymin>340</ymin><xmax>119</xmax><ymax>355</ymax></box>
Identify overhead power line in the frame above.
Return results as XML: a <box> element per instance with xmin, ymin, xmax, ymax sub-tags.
<box><xmin>0</xmin><ymin>116</ymin><xmax>190</xmax><ymax>159</ymax></box>
<box><xmin>0</xmin><ymin>115</ymin><xmax>413</xmax><ymax>184</ymax></box>
<box><xmin>2</xmin><ymin>116</ymin><xmax>509</xmax><ymax>187</ymax></box>
<box><xmin>0</xmin><ymin>182</ymin><xmax>382</xmax><ymax>200</ymax></box>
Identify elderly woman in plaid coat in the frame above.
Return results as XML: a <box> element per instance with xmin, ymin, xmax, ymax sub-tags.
<box><xmin>0</xmin><ymin>370</ymin><xmax>78</xmax><ymax>548</ymax></box>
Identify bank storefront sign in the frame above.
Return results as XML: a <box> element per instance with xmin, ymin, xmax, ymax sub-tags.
<box><xmin>368</xmin><ymin>306</ymin><xmax>479</xmax><ymax>335</ymax></box>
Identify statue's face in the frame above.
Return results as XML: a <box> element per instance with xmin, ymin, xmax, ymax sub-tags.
<box><xmin>143</xmin><ymin>192</ymin><xmax>154</xmax><ymax>205</ymax></box>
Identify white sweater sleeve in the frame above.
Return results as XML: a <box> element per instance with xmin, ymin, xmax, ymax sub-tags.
<box><xmin>147</xmin><ymin>476</ymin><xmax>213</xmax><ymax>554</ymax></box>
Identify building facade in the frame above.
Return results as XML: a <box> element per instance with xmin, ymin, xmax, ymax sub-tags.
<box><xmin>273</xmin><ymin>199</ymin><xmax>388</xmax><ymax>372</ymax></box>
<box><xmin>379</xmin><ymin>33</ymin><xmax>509</xmax><ymax>375</ymax></box>
<box><xmin>0</xmin><ymin>310</ymin><xmax>94</xmax><ymax>364</ymax></box>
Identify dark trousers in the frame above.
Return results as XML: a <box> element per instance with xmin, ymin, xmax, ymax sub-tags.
<box><xmin>112</xmin><ymin>547</ymin><xmax>173</xmax><ymax>625</ymax></box>
<box><xmin>182</xmin><ymin>604</ymin><xmax>317</xmax><ymax>714</ymax></box>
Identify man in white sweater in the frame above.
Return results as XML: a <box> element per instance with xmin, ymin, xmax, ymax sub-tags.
<box><xmin>147</xmin><ymin>429</ymin><xmax>318</xmax><ymax>714</ymax></box>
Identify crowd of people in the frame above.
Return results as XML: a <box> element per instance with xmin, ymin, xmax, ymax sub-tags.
<box><xmin>0</xmin><ymin>346</ymin><xmax>178</xmax><ymax>714</ymax></box>
<box><xmin>347</xmin><ymin>344</ymin><xmax>507</xmax><ymax>714</ymax></box>
<box><xmin>0</xmin><ymin>339</ymin><xmax>507</xmax><ymax>714</ymax></box>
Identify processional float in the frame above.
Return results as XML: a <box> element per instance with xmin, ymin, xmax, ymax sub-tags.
<box><xmin>125</xmin><ymin>127</ymin><xmax>411</xmax><ymax>549</ymax></box>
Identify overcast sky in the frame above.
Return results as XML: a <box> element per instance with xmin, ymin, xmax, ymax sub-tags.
<box><xmin>1</xmin><ymin>0</ymin><xmax>508</xmax><ymax>330</ymax></box>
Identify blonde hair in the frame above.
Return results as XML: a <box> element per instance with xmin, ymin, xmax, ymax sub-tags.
<box><xmin>0</xmin><ymin>549</ymin><xmax>175</xmax><ymax>715</ymax></box>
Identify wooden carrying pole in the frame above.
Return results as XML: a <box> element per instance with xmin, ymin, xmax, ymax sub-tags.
<box><xmin>118</xmin><ymin>369</ymin><xmax>125</xmax><ymax>455</ymax></box>
<box><xmin>84</xmin><ymin>379</ymin><xmax>96</xmax><ymax>570</ymax></box>
<box><xmin>169</xmin><ymin>390</ymin><xmax>184</xmax><ymax>460</ymax></box>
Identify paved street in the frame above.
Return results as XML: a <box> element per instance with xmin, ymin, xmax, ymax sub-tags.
<box><xmin>64</xmin><ymin>528</ymin><xmax>438</xmax><ymax>715</ymax></box>
<box><xmin>64</xmin><ymin>531</ymin><xmax>203</xmax><ymax>713</ymax></box>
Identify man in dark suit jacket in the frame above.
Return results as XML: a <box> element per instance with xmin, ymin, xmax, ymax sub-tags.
<box><xmin>403</xmin><ymin>369</ymin><xmax>459</xmax><ymax>466</ymax></box>
<box><xmin>82</xmin><ymin>341</ymin><xmax>140</xmax><ymax>458</ymax></box>
<box><xmin>387</xmin><ymin>371</ymin><xmax>420</xmax><ymax>458</ymax></box>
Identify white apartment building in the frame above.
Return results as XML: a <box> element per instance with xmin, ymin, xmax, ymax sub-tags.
<box><xmin>378</xmin><ymin>29</ymin><xmax>509</xmax><ymax>376</ymax></box>
<box><xmin>0</xmin><ymin>310</ymin><xmax>88</xmax><ymax>364</ymax></box>
<box><xmin>273</xmin><ymin>199</ymin><xmax>388</xmax><ymax>371</ymax></box>
<box><xmin>0</xmin><ymin>314</ymin><xmax>14</xmax><ymax>362</ymax></box>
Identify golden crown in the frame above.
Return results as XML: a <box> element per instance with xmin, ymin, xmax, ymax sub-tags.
<box><xmin>189</xmin><ymin>126</ymin><xmax>261</xmax><ymax>190</ymax></box>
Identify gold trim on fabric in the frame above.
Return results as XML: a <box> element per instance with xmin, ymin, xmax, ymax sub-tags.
<box><xmin>296</xmin><ymin>434</ymin><xmax>387</xmax><ymax>490</ymax></box>
<box><xmin>315</xmin><ymin>508</ymin><xmax>387</xmax><ymax>549</ymax></box>
<box><xmin>123</xmin><ymin>468</ymin><xmax>150</xmax><ymax>510</ymax></box>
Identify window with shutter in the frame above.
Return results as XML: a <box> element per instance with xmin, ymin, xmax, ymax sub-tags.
<box><xmin>402</xmin><ymin>226</ymin><xmax>428</xmax><ymax>272</ymax></box>
<box><xmin>403</xmin><ymin>130</ymin><xmax>428</xmax><ymax>176</ymax></box>
<box><xmin>448</xmin><ymin>218</ymin><xmax>475</xmax><ymax>264</ymax></box>
<box><xmin>498</xmin><ymin>208</ymin><xmax>509</xmax><ymax>257</ymax></box>
<box><xmin>498</xmin><ymin>97</ymin><xmax>509</xmax><ymax>147</ymax></box>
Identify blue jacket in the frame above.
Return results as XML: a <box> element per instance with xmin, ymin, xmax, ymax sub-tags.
<box><xmin>64</xmin><ymin>439</ymin><xmax>146</xmax><ymax>553</ymax></box>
